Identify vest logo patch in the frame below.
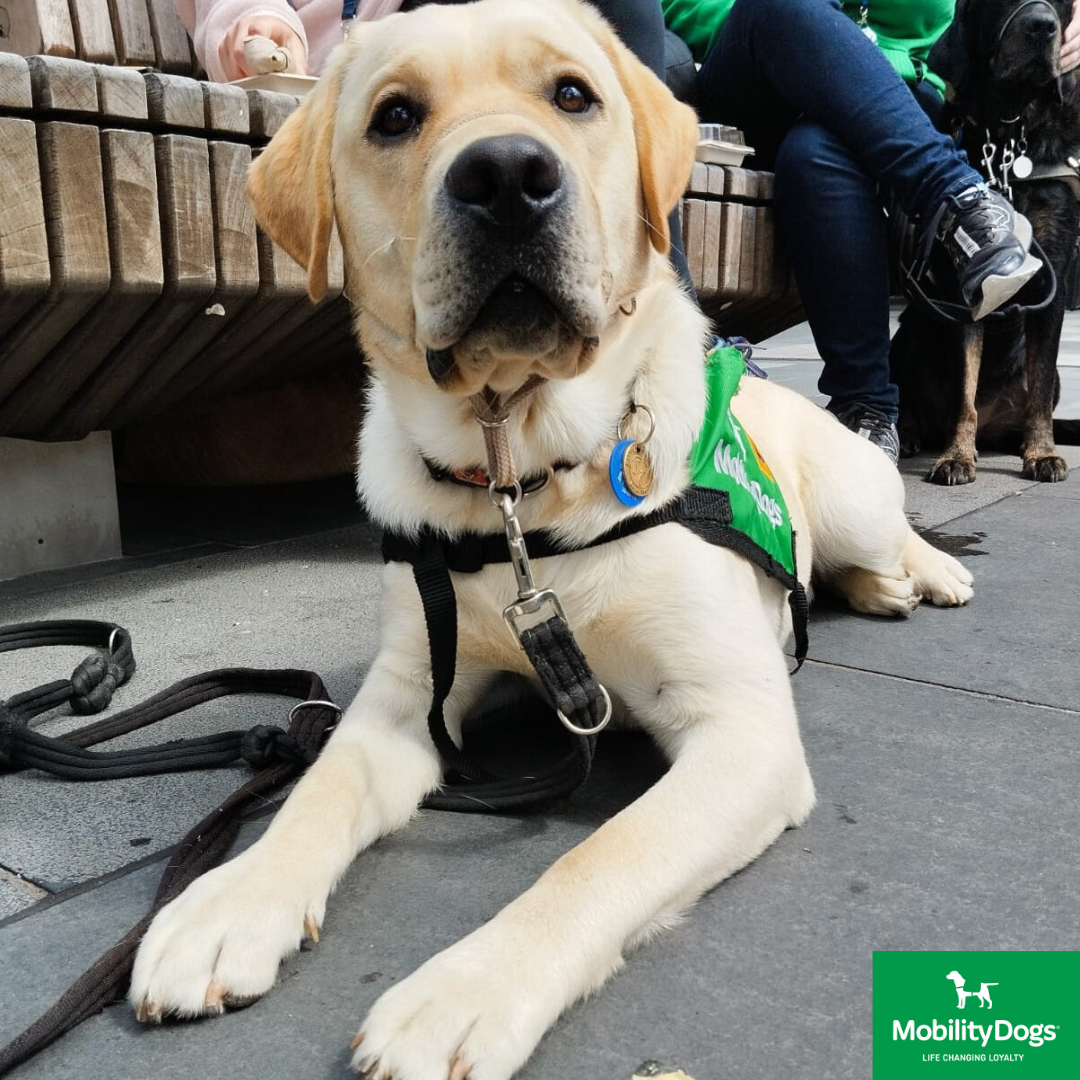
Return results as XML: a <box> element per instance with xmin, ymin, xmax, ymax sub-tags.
<box><xmin>714</xmin><ymin>411</ymin><xmax>784</xmax><ymax>529</ymax></box>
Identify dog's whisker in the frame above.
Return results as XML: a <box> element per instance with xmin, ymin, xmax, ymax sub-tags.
<box><xmin>361</xmin><ymin>235</ymin><xmax>418</xmax><ymax>271</ymax></box>
<box><xmin>636</xmin><ymin>211</ymin><xmax>666</xmax><ymax>243</ymax></box>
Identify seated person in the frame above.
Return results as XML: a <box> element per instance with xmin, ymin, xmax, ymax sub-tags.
<box><xmin>666</xmin><ymin>0</ymin><xmax>1080</xmax><ymax>462</ymax></box>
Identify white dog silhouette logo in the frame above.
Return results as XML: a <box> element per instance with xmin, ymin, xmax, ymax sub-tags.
<box><xmin>947</xmin><ymin>970</ymin><xmax>999</xmax><ymax>1010</ymax></box>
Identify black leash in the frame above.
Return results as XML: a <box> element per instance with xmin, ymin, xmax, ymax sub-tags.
<box><xmin>0</xmin><ymin>622</ymin><xmax>341</xmax><ymax>1078</ymax></box>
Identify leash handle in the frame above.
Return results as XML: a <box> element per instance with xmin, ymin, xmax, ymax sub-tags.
<box><xmin>0</xmin><ymin>620</ymin><xmax>340</xmax><ymax>1078</ymax></box>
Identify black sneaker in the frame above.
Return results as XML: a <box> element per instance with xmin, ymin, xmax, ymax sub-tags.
<box><xmin>935</xmin><ymin>186</ymin><xmax>1041</xmax><ymax>320</ymax></box>
<box><xmin>832</xmin><ymin>402</ymin><xmax>901</xmax><ymax>465</ymax></box>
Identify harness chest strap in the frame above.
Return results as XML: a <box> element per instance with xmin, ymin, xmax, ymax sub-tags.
<box><xmin>383</xmin><ymin>486</ymin><xmax>810</xmax><ymax>802</ymax></box>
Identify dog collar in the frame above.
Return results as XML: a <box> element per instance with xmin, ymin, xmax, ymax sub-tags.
<box><xmin>421</xmin><ymin>456</ymin><xmax>578</xmax><ymax>496</ymax></box>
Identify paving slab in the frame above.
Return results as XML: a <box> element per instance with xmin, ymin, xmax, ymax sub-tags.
<box><xmin>1</xmin><ymin>665</ymin><xmax>1075</xmax><ymax>1080</ymax></box>
<box><xmin>0</xmin><ymin>523</ymin><xmax>385</xmax><ymax>891</ymax></box>
<box><xmin>0</xmin><ymin>880</ymin><xmax>37</xmax><ymax>920</ymax></box>
<box><xmin>810</xmin><ymin>490</ymin><xmax>1080</xmax><ymax>711</ymax></box>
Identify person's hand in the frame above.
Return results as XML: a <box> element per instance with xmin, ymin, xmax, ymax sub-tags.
<box><xmin>1061</xmin><ymin>1</ymin><xmax>1080</xmax><ymax>74</ymax></box>
<box><xmin>218</xmin><ymin>15</ymin><xmax>308</xmax><ymax>80</ymax></box>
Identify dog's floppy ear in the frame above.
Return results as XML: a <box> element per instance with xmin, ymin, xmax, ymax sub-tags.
<box><xmin>929</xmin><ymin>0</ymin><xmax>970</xmax><ymax>100</ymax></box>
<box><xmin>247</xmin><ymin>46</ymin><xmax>349</xmax><ymax>302</ymax></box>
<box><xmin>598</xmin><ymin>26</ymin><xmax>699</xmax><ymax>254</ymax></box>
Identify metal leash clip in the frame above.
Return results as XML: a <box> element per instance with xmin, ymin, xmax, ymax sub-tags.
<box><xmin>494</xmin><ymin>489</ymin><xmax>567</xmax><ymax>644</ymax></box>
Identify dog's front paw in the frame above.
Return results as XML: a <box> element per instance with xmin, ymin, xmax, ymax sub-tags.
<box><xmin>927</xmin><ymin>454</ymin><xmax>977</xmax><ymax>486</ymax></box>
<box><xmin>353</xmin><ymin>933</ymin><xmax>557</xmax><ymax>1080</ymax></box>
<box><xmin>130</xmin><ymin>851</ymin><xmax>324</xmax><ymax>1022</ymax></box>
<box><xmin>1022</xmin><ymin>452</ymin><xmax>1068</xmax><ymax>483</ymax></box>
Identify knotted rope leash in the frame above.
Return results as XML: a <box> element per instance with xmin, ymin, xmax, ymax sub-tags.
<box><xmin>0</xmin><ymin>621</ymin><xmax>342</xmax><ymax>1077</ymax></box>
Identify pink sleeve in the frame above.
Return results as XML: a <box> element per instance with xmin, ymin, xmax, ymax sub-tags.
<box><xmin>173</xmin><ymin>0</ymin><xmax>307</xmax><ymax>81</ymax></box>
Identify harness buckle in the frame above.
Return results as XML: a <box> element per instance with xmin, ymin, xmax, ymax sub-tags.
<box><xmin>503</xmin><ymin>588</ymin><xmax>567</xmax><ymax>646</ymax></box>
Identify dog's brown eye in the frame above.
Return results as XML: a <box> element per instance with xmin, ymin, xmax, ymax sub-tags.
<box><xmin>372</xmin><ymin>98</ymin><xmax>421</xmax><ymax>138</ymax></box>
<box><xmin>554</xmin><ymin>78</ymin><xmax>596</xmax><ymax>115</ymax></box>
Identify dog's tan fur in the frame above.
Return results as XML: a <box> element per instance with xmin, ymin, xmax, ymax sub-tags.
<box><xmin>129</xmin><ymin>3</ymin><xmax>974</xmax><ymax>1076</ymax></box>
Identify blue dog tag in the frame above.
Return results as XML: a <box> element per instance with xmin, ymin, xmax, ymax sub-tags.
<box><xmin>609</xmin><ymin>439</ymin><xmax>646</xmax><ymax>506</ymax></box>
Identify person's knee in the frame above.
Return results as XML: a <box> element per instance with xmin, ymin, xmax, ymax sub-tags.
<box><xmin>774</xmin><ymin>121</ymin><xmax>863</xmax><ymax>199</ymax></box>
<box><xmin>728</xmin><ymin>0</ymin><xmax>843</xmax><ymax>37</ymax></box>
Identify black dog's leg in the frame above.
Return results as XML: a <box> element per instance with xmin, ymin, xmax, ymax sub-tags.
<box><xmin>928</xmin><ymin>324</ymin><xmax>983</xmax><ymax>485</ymax></box>
<box><xmin>1022</xmin><ymin>299</ymin><xmax>1069</xmax><ymax>482</ymax></box>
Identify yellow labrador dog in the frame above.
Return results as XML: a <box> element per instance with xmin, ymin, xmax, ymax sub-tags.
<box><xmin>129</xmin><ymin>1</ymin><xmax>974</xmax><ymax>1075</ymax></box>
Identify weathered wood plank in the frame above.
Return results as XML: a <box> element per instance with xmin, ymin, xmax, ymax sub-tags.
<box><xmin>95</xmin><ymin>63</ymin><xmax>148</xmax><ymax>121</ymax></box>
<box><xmin>145</xmin><ymin>71</ymin><xmax>205</xmax><ymax>130</ymax></box>
<box><xmin>0</xmin><ymin>53</ymin><xmax>33</xmax><ymax>110</ymax></box>
<box><xmin>247</xmin><ymin>88</ymin><xmax>300</xmax><ymax>139</ymax></box>
<box><xmin>0</xmin><ymin>0</ymin><xmax>76</xmax><ymax>58</ymax></box>
<box><xmin>14</xmin><ymin>129</ymin><xmax>163</xmax><ymax>438</ymax></box>
<box><xmin>681</xmin><ymin>199</ymin><xmax>705</xmax><ymax>301</ymax></box>
<box><xmin>701</xmin><ymin>200</ymin><xmax>722</xmax><ymax>300</ymax></box>
<box><xmin>106</xmin><ymin>0</ymin><xmax>156</xmax><ymax>66</ymax></box>
<box><xmin>68</xmin><ymin>0</ymin><xmax>117</xmax><ymax>64</ymax></box>
<box><xmin>203</xmin><ymin>81</ymin><xmax>250</xmax><ymax>135</ymax></box>
<box><xmin>27</xmin><ymin>54</ymin><xmax>99</xmax><ymax>114</ymax></box>
<box><xmin>60</xmin><ymin>134</ymin><xmax>216</xmax><ymax>432</ymax></box>
<box><xmin>111</xmin><ymin>138</ymin><xmax>261</xmax><ymax>423</ymax></box>
<box><xmin>0</xmin><ymin>117</ymin><xmax>51</xmax><ymax>341</ymax></box>
<box><xmin>145</xmin><ymin>0</ymin><xmax>196</xmax><ymax>74</ymax></box>
<box><xmin>0</xmin><ymin>122</ymin><xmax>109</xmax><ymax>413</ymax></box>
<box><xmin>716</xmin><ymin>197</ymin><xmax>743</xmax><ymax>299</ymax></box>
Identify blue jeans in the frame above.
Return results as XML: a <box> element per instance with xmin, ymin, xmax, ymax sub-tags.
<box><xmin>697</xmin><ymin>0</ymin><xmax>983</xmax><ymax>421</ymax></box>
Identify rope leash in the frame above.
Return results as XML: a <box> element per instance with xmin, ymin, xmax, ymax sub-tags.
<box><xmin>0</xmin><ymin>622</ymin><xmax>341</xmax><ymax>1077</ymax></box>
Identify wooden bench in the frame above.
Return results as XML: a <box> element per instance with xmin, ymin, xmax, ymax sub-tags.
<box><xmin>0</xmin><ymin>0</ymin><xmax>200</xmax><ymax>74</ymax></box>
<box><xmin>0</xmin><ymin>11</ymin><xmax>802</xmax><ymax>446</ymax></box>
<box><xmin>0</xmin><ymin>52</ymin><xmax>356</xmax><ymax>442</ymax></box>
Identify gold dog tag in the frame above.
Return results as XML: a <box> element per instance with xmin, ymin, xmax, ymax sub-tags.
<box><xmin>622</xmin><ymin>442</ymin><xmax>654</xmax><ymax>497</ymax></box>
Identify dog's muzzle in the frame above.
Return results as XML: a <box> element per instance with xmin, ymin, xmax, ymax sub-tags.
<box><xmin>994</xmin><ymin>0</ymin><xmax>1063</xmax><ymax>86</ymax></box>
<box><xmin>414</xmin><ymin>132</ymin><xmax>603</xmax><ymax>385</ymax></box>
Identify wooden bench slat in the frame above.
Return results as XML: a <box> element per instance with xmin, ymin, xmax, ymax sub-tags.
<box><xmin>14</xmin><ymin>129</ymin><xmax>163</xmax><ymax>438</ymax></box>
<box><xmin>68</xmin><ymin>0</ymin><xmax>117</xmax><ymax>65</ymax></box>
<box><xmin>106</xmin><ymin>0</ymin><xmax>157</xmax><ymax>66</ymax></box>
<box><xmin>58</xmin><ymin>133</ymin><xmax>216</xmax><ymax>434</ymax></box>
<box><xmin>0</xmin><ymin>0</ymin><xmax>76</xmax><ymax>59</ymax></box>
<box><xmin>111</xmin><ymin>138</ymin><xmax>261</xmax><ymax>422</ymax></box>
<box><xmin>145</xmin><ymin>71</ymin><xmax>205</xmax><ymax>130</ymax></box>
<box><xmin>0</xmin><ymin>117</ymin><xmax>51</xmax><ymax>340</ymax></box>
<box><xmin>145</xmin><ymin>0</ymin><xmax>196</xmax><ymax>75</ymax></box>
<box><xmin>95</xmin><ymin>64</ymin><xmax>148</xmax><ymax>121</ymax></box>
<box><xmin>0</xmin><ymin>122</ymin><xmax>110</xmax><ymax>413</ymax></box>
<box><xmin>0</xmin><ymin>53</ymin><xmax>33</xmax><ymax>110</ymax></box>
<box><xmin>27</xmin><ymin>54</ymin><xmax>99</xmax><ymax>113</ymax></box>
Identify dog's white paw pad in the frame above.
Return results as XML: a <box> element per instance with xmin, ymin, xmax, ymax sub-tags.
<box><xmin>129</xmin><ymin>857</ymin><xmax>324</xmax><ymax>1022</ymax></box>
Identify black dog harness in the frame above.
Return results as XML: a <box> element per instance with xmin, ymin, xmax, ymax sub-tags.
<box><xmin>383</xmin><ymin>484</ymin><xmax>810</xmax><ymax>812</ymax></box>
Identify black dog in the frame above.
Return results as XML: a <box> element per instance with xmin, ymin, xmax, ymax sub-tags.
<box><xmin>892</xmin><ymin>0</ymin><xmax>1080</xmax><ymax>484</ymax></box>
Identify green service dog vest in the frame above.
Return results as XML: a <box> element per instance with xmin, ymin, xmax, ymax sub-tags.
<box><xmin>689</xmin><ymin>344</ymin><xmax>798</xmax><ymax>581</ymax></box>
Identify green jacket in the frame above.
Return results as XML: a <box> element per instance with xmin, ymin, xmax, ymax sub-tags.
<box><xmin>662</xmin><ymin>0</ymin><xmax>954</xmax><ymax>94</ymax></box>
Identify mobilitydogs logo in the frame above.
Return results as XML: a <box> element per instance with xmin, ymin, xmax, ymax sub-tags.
<box><xmin>873</xmin><ymin>952</ymin><xmax>1078</xmax><ymax>1078</ymax></box>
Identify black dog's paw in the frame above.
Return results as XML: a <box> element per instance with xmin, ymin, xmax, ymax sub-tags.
<box><xmin>927</xmin><ymin>455</ymin><xmax>977</xmax><ymax>486</ymax></box>
<box><xmin>899</xmin><ymin>432</ymin><xmax>922</xmax><ymax>458</ymax></box>
<box><xmin>1022</xmin><ymin>453</ymin><xmax>1068</xmax><ymax>483</ymax></box>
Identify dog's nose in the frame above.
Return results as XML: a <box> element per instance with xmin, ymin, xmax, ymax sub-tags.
<box><xmin>1020</xmin><ymin>7</ymin><xmax>1059</xmax><ymax>37</ymax></box>
<box><xmin>445</xmin><ymin>135</ymin><xmax>564</xmax><ymax>230</ymax></box>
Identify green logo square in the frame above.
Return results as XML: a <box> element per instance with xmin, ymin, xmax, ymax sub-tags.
<box><xmin>873</xmin><ymin>952</ymin><xmax>1078</xmax><ymax>1077</ymax></box>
